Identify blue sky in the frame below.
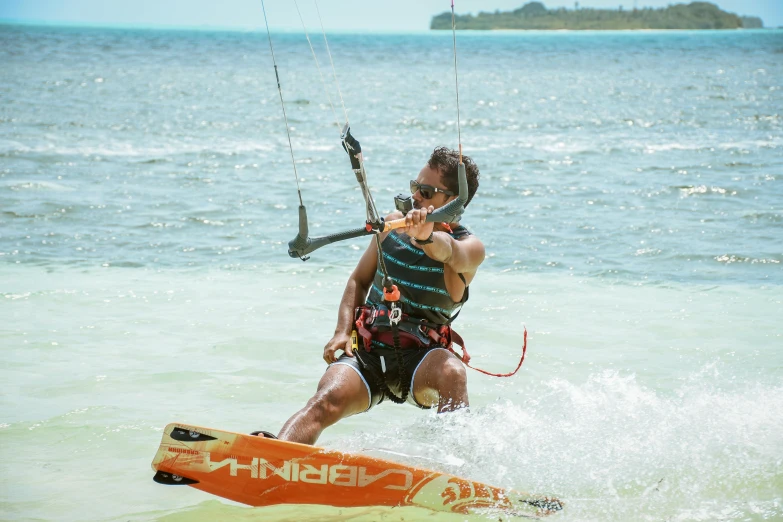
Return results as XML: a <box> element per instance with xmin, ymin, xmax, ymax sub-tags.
<box><xmin>1</xmin><ymin>0</ymin><xmax>780</xmax><ymax>30</ymax></box>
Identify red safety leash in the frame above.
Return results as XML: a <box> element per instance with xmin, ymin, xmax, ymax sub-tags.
<box><xmin>449</xmin><ymin>327</ymin><xmax>527</xmax><ymax>378</ymax></box>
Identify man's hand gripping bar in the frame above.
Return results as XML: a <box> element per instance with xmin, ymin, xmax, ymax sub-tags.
<box><xmin>378</xmin><ymin>162</ymin><xmax>467</xmax><ymax>233</ymax></box>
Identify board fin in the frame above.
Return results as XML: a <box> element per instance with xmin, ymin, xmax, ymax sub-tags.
<box><xmin>169</xmin><ymin>427</ymin><xmax>217</xmax><ymax>442</ymax></box>
<box><xmin>153</xmin><ymin>470</ymin><xmax>199</xmax><ymax>485</ymax></box>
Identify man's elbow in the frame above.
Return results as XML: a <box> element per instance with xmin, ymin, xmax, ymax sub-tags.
<box><xmin>348</xmin><ymin>269</ymin><xmax>374</xmax><ymax>295</ymax></box>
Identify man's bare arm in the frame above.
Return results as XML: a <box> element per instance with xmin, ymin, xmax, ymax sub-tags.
<box><xmin>333</xmin><ymin>244</ymin><xmax>376</xmax><ymax>336</ymax></box>
<box><xmin>415</xmin><ymin>233</ymin><xmax>484</xmax><ymax>275</ymax></box>
<box><xmin>323</xmin><ymin>230</ymin><xmax>395</xmax><ymax>363</ymax></box>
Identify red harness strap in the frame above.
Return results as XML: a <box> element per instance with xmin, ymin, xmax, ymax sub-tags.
<box><xmin>354</xmin><ymin>307</ymin><xmax>374</xmax><ymax>351</ymax></box>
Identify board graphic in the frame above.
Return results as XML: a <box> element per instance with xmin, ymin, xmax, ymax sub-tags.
<box><xmin>151</xmin><ymin>423</ymin><xmax>562</xmax><ymax>518</ymax></box>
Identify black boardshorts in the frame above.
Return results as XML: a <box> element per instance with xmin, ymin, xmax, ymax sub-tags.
<box><xmin>331</xmin><ymin>342</ymin><xmax>451</xmax><ymax>411</ymax></box>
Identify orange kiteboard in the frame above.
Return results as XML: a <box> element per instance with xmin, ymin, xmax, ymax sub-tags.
<box><xmin>151</xmin><ymin>423</ymin><xmax>562</xmax><ymax>518</ymax></box>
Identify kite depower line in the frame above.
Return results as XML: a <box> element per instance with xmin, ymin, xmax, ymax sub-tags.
<box><xmin>260</xmin><ymin>0</ymin><xmax>468</xmax><ymax>263</ymax></box>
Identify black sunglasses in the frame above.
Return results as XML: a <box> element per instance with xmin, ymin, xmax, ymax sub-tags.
<box><xmin>410</xmin><ymin>180</ymin><xmax>455</xmax><ymax>200</ymax></box>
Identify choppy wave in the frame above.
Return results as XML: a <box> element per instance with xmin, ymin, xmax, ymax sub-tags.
<box><xmin>0</xmin><ymin>140</ymin><xmax>340</xmax><ymax>158</ymax></box>
<box><xmin>713</xmin><ymin>254</ymin><xmax>781</xmax><ymax>265</ymax></box>
<box><xmin>335</xmin><ymin>369</ymin><xmax>783</xmax><ymax>521</ymax></box>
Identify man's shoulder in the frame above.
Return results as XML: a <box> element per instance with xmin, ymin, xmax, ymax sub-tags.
<box><xmin>452</xmin><ymin>224</ymin><xmax>479</xmax><ymax>241</ymax></box>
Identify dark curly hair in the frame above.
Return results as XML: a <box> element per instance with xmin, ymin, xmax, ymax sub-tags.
<box><xmin>427</xmin><ymin>146</ymin><xmax>480</xmax><ymax>208</ymax></box>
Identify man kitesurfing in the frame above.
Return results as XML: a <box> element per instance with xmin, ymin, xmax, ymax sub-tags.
<box><xmin>150</xmin><ymin>2</ymin><xmax>560</xmax><ymax>516</ymax></box>
<box><xmin>275</xmin><ymin>147</ymin><xmax>484</xmax><ymax>444</ymax></box>
<box><xmin>252</xmin><ymin>0</ymin><xmax>525</xmax><ymax>445</ymax></box>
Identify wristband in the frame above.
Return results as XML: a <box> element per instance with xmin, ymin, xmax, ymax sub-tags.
<box><xmin>415</xmin><ymin>232</ymin><xmax>434</xmax><ymax>245</ymax></box>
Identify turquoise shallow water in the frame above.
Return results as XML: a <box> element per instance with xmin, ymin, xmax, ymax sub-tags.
<box><xmin>1</xmin><ymin>24</ymin><xmax>782</xmax><ymax>521</ymax></box>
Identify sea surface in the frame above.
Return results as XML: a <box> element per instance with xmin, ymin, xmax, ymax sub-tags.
<box><xmin>1</xmin><ymin>23</ymin><xmax>782</xmax><ymax>522</ymax></box>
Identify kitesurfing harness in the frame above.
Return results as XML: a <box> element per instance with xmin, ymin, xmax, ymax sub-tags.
<box><xmin>354</xmin><ymin>303</ymin><xmax>527</xmax><ymax>375</ymax></box>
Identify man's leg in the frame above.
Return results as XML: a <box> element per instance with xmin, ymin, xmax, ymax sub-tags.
<box><xmin>278</xmin><ymin>363</ymin><xmax>370</xmax><ymax>445</ymax></box>
<box><xmin>411</xmin><ymin>348</ymin><xmax>469</xmax><ymax>412</ymax></box>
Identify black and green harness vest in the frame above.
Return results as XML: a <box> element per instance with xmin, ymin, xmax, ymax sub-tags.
<box><xmin>366</xmin><ymin>225</ymin><xmax>471</xmax><ymax>326</ymax></box>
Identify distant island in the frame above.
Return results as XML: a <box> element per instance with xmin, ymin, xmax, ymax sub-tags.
<box><xmin>431</xmin><ymin>2</ymin><xmax>764</xmax><ymax>30</ymax></box>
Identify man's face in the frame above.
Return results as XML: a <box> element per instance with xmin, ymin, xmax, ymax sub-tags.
<box><xmin>411</xmin><ymin>165</ymin><xmax>455</xmax><ymax>210</ymax></box>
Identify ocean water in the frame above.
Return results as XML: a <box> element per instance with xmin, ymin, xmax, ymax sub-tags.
<box><xmin>1</xmin><ymin>23</ymin><xmax>782</xmax><ymax>521</ymax></box>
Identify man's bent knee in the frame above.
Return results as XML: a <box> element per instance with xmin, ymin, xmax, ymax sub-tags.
<box><xmin>308</xmin><ymin>364</ymin><xmax>369</xmax><ymax>422</ymax></box>
<box><xmin>278</xmin><ymin>364</ymin><xmax>369</xmax><ymax>445</ymax></box>
<box><xmin>304</xmin><ymin>387</ymin><xmax>355</xmax><ymax>426</ymax></box>
<box><xmin>439</xmin><ymin>361</ymin><xmax>468</xmax><ymax>408</ymax></box>
<box><xmin>437</xmin><ymin>358</ymin><xmax>467</xmax><ymax>393</ymax></box>
<box><xmin>412</xmin><ymin>349</ymin><xmax>469</xmax><ymax>409</ymax></box>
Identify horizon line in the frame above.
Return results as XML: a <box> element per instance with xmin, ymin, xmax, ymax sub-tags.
<box><xmin>1</xmin><ymin>18</ymin><xmax>778</xmax><ymax>34</ymax></box>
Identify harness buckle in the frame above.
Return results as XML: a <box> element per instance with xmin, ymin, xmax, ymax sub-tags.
<box><xmin>389</xmin><ymin>305</ymin><xmax>402</xmax><ymax>326</ymax></box>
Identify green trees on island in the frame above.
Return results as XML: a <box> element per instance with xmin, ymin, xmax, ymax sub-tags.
<box><xmin>740</xmin><ymin>16</ymin><xmax>764</xmax><ymax>29</ymax></box>
<box><xmin>430</xmin><ymin>2</ymin><xmax>764</xmax><ymax>30</ymax></box>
